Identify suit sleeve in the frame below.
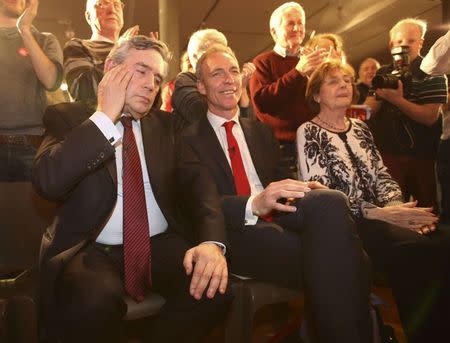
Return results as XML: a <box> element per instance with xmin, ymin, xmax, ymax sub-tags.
<box><xmin>33</xmin><ymin>106</ymin><xmax>115</xmax><ymax>202</ymax></box>
<box><xmin>175</xmin><ymin>136</ymin><xmax>228</xmax><ymax>246</ymax></box>
<box><xmin>172</xmin><ymin>72</ymin><xmax>208</xmax><ymax>130</ymax></box>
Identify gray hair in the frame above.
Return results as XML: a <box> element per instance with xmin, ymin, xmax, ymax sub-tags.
<box><xmin>269</xmin><ymin>2</ymin><xmax>305</xmax><ymax>32</ymax></box>
<box><xmin>187</xmin><ymin>28</ymin><xmax>228</xmax><ymax>70</ymax></box>
<box><xmin>107</xmin><ymin>35</ymin><xmax>172</xmax><ymax>78</ymax></box>
<box><xmin>195</xmin><ymin>45</ymin><xmax>238</xmax><ymax>82</ymax></box>
<box><xmin>390</xmin><ymin>18</ymin><xmax>427</xmax><ymax>40</ymax></box>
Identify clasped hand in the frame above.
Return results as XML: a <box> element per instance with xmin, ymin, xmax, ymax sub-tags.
<box><xmin>379</xmin><ymin>201</ymin><xmax>438</xmax><ymax>234</ymax></box>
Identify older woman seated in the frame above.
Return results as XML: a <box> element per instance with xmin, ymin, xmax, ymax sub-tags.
<box><xmin>296</xmin><ymin>60</ymin><xmax>450</xmax><ymax>343</ymax></box>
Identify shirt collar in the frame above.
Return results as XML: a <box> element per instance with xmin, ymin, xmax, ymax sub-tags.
<box><xmin>273</xmin><ymin>42</ymin><xmax>301</xmax><ymax>58</ymax></box>
<box><xmin>207</xmin><ymin>109</ymin><xmax>241</xmax><ymax>131</ymax></box>
<box><xmin>90</xmin><ymin>32</ymin><xmax>115</xmax><ymax>43</ymax></box>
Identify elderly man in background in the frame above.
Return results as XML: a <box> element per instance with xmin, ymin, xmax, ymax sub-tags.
<box><xmin>249</xmin><ymin>2</ymin><xmax>328</xmax><ymax>175</ymax></box>
<box><xmin>356</xmin><ymin>57</ymin><xmax>380</xmax><ymax>104</ymax></box>
<box><xmin>365</xmin><ymin>18</ymin><xmax>447</xmax><ymax>210</ymax></box>
<box><xmin>0</xmin><ymin>0</ymin><xmax>63</xmax><ymax>181</ymax></box>
<box><xmin>64</xmin><ymin>0</ymin><xmax>147</xmax><ymax>101</ymax></box>
<box><xmin>172</xmin><ymin>28</ymin><xmax>255</xmax><ymax>132</ymax></box>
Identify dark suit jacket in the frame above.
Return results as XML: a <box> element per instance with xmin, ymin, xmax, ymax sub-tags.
<box><xmin>32</xmin><ymin>101</ymin><xmax>227</xmax><ymax>337</ymax></box>
<box><xmin>181</xmin><ymin>116</ymin><xmax>290</xmax><ymax>230</ymax></box>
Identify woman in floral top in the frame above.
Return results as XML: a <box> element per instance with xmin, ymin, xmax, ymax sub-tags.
<box><xmin>296</xmin><ymin>60</ymin><xmax>450</xmax><ymax>342</ymax></box>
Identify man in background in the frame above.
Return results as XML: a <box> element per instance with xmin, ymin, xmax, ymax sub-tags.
<box><xmin>365</xmin><ymin>18</ymin><xmax>447</xmax><ymax>210</ymax></box>
<box><xmin>249</xmin><ymin>2</ymin><xmax>328</xmax><ymax>175</ymax></box>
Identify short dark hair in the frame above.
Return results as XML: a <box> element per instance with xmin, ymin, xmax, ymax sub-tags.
<box><xmin>107</xmin><ymin>35</ymin><xmax>172</xmax><ymax>78</ymax></box>
<box><xmin>195</xmin><ymin>45</ymin><xmax>239</xmax><ymax>81</ymax></box>
<box><xmin>306</xmin><ymin>60</ymin><xmax>358</xmax><ymax>115</ymax></box>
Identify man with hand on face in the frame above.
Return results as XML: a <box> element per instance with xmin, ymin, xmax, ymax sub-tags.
<box><xmin>0</xmin><ymin>0</ymin><xmax>63</xmax><ymax>181</ymax></box>
<box><xmin>364</xmin><ymin>18</ymin><xmax>447</xmax><ymax>210</ymax></box>
<box><xmin>249</xmin><ymin>2</ymin><xmax>329</xmax><ymax>175</ymax></box>
<box><xmin>33</xmin><ymin>36</ymin><xmax>231</xmax><ymax>343</ymax></box>
<box><xmin>181</xmin><ymin>44</ymin><xmax>372</xmax><ymax>343</ymax></box>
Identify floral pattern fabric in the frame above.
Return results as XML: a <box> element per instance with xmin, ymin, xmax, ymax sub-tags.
<box><xmin>297</xmin><ymin>118</ymin><xmax>403</xmax><ymax>217</ymax></box>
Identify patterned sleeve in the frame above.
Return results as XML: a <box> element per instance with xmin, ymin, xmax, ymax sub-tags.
<box><xmin>63</xmin><ymin>39</ymin><xmax>105</xmax><ymax>101</ymax></box>
<box><xmin>358</xmin><ymin>121</ymin><xmax>403</xmax><ymax>206</ymax></box>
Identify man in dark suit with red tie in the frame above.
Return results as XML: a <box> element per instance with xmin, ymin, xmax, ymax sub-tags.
<box><xmin>33</xmin><ymin>36</ymin><xmax>231</xmax><ymax>343</ymax></box>
<box><xmin>181</xmin><ymin>45</ymin><xmax>372</xmax><ymax>343</ymax></box>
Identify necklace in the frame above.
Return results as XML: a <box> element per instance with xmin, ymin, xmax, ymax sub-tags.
<box><xmin>316</xmin><ymin>115</ymin><xmax>349</xmax><ymax>131</ymax></box>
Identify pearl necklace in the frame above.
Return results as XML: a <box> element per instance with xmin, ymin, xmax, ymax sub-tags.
<box><xmin>316</xmin><ymin>115</ymin><xmax>349</xmax><ymax>131</ymax></box>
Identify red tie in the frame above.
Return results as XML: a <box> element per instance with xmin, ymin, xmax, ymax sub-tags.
<box><xmin>121</xmin><ymin>117</ymin><xmax>151</xmax><ymax>302</ymax></box>
<box><xmin>223</xmin><ymin>121</ymin><xmax>251</xmax><ymax>196</ymax></box>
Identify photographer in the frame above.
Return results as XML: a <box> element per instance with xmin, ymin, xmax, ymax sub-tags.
<box><xmin>364</xmin><ymin>18</ymin><xmax>447</xmax><ymax>209</ymax></box>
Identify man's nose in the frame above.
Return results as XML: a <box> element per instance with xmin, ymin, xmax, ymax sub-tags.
<box><xmin>144</xmin><ymin>74</ymin><xmax>156</xmax><ymax>91</ymax></box>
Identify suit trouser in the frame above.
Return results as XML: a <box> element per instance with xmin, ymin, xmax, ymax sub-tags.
<box><xmin>54</xmin><ymin>232</ymin><xmax>232</xmax><ymax>343</ymax></box>
<box><xmin>437</xmin><ymin>138</ymin><xmax>450</xmax><ymax>224</ymax></box>
<box><xmin>227</xmin><ymin>189</ymin><xmax>372</xmax><ymax>343</ymax></box>
<box><xmin>355</xmin><ymin>217</ymin><xmax>450</xmax><ymax>343</ymax></box>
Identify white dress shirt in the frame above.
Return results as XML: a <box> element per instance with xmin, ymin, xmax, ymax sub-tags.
<box><xmin>421</xmin><ymin>29</ymin><xmax>450</xmax><ymax>75</ymax></box>
<box><xmin>207</xmin><ymin>110</ymin><xmax>264</xmax><ymax>226</ymax></box>
<box><xmin>90</xmin><ymin>111</ymin><xmax>168</xmax><ymax>245</ymax></box>
<box><xmin>273</xmin><ymin>42</ymin><xmax>301</xmax><ymax>58</ymax></box>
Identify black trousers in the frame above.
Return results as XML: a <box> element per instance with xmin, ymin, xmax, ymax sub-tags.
<box><xmin>227</xmin><ymin>189</ymin><xmax>372</xmax><ymax>343</ymax></box>
<box><xmin>437</xmin><ymin>138</ymin><xmax>450</xmax><ymax>224</ymax></box>
<box><xmin>355</xmin><ymin>217</ymin><xmax>450</xmax><ymax>343</ymax></box>
<box><xmin>54</xmin><ymin>232</ymin><xmax>232</xmax><ymax>343</ymax></box>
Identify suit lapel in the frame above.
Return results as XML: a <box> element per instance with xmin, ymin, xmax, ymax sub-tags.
<box><xmin>198</xmin><ymin>117</ymin><xmax>235</xmax><ymax>191</ymax></box>
<box><xmin>140</xmin><ymin>113</ymin><xmax>163</xmax><ymax>194</ymax></box>
<box><xmin>239</xmin><ymin>118</ymin><xmax>267</xmax><ymax>184</ymax></box>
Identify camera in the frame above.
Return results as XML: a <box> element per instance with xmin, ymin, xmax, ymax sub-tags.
<box><xmin>372</xmin><ymin>45</ymin><xmax>412</xmax><ymax>89</ymax></box>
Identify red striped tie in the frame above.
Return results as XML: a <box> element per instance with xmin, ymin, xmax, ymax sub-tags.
<box><xmin>223</xmin><ymin>121</ymin><xmax>251</xmax><ymax>196</ymax></box>
<box><xmin>121</xmin><ymin>116</ymin><xmax>151</xmax><ymax>302</ymax></box>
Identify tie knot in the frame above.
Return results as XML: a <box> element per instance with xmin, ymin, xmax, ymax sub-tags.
<box><xmin>121</xmin><ymin>116</ymin><xmax>133</xmax><ymax>129</ymax></box>
<box><xmin>223</xmin><ymin>121</ymin><xmax>235</xmax><ymax>132</ymax></box>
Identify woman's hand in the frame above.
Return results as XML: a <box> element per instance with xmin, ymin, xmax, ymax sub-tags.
<box><xmin>368</xmin><ymin>201</ymin><xmax>438</xmax><ymax>234</ymax></box>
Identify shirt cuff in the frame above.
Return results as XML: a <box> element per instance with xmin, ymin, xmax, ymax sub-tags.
<box><xmin>200</xmin><ymin>241</ymin><xmax>227</xmax><ymax>255</ymax></box>
<box><xmin>245</xmin><ymin>195</ymin><xmax>259</xmax><ymax>226</ymax></box>
<box><xmin>90</xmin><ymin>111</ymin><xmax>121</xmax><ymax>145</ymax></box>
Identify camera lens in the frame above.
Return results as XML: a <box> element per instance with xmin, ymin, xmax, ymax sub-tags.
<box><xmin>372</xmin><ymin>74</ymin><xmax>399</xmax><ymax>89</ymax></box>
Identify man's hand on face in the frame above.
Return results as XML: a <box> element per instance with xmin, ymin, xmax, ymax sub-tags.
<box><xmin>183</xmin><ymin>243</ymin><xmax>228</xmax><ymax>300</ymax></box>
<box><xmin>375</xmin><ymin>80</ymin><xmax>404</xmax><ymax>105</ymax></box>
<box><xmin>97</xmin><ymin>63</ymin><xmax>133</xmax><ymax>122</ymax></box>
<box><xmin>17</xmin><ymin>0</ymin><xmax>38</xmax><ymax>34</ymax></box>
<box><xmin>252</xmin><ymin>179</ymin><xmax>327</xmax><ymax>216</ymax></box>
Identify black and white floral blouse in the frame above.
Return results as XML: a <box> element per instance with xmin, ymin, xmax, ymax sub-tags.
<box><xmin>296</xmin><ymin>118</ymin><xmax>403</xmax><ymax>217</ymax></box>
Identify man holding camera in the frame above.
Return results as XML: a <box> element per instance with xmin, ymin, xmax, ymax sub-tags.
<box><xmin>365</xmin><ymin>18</ymin><xmax>447</xmax><ymax>209</ymax></box>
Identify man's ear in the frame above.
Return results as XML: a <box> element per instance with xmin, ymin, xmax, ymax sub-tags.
<box><xmin>85</xmin><ymin>10</ymin><xmax>92</xmax><ymax>25</ymax></box>
<box><xmin>197</xmin><ymin>80</ymin><xmax>206</xmax><ymax>95</ymax></box>
<box><xmin>270</xmin><ymin>27</ymin><xmax>278</xmax><ymax>42</ymax></box>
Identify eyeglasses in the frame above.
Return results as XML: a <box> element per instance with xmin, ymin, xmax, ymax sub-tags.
<box><xmin>95</xmin><ymin>1</ymin><xmax>125</xmax><ymax>10</ymax></box>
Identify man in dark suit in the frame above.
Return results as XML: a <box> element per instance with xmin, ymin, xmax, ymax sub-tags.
<box><xmin>33</xmin><ymin>36</ymin><xmax>231</xmax><ymax>343</ymax></box>
<box><xmin>181</xmin><ymin>45</ymin><xmax>372</xmax><ymax>343</ymax></box>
